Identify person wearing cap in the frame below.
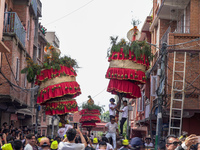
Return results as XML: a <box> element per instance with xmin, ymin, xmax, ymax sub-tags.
<box><xmin>104</xmin><ymin>117</ymin><xmax>118</xmax><ymax>149</ymax></box>
<box><xmin>39</xmin><ymin>137</ymin><xmax>50</xmax><ymax>150</ymax></box>
<box><xmin>92</xmin><ymin>138</ymin><xmax>98</xmax><ymax>149</ymax></box>
<box><xmin>119</xmin><ymin>139</ymin><xmax>130</xmax><ymax>150</ymax></box>
<box><xmin>51</xmin><ymin>140</ymin><xmax>58</xmax><ymax>150</ymax></box>
<box><xmin>130</xmin><ymin>137</ymin><xmax>144</xmax><ymax>150</ymax></box>
<box><xmin>116</xmin><ymin>100</ymin><xmax>128</xmax><ymax>136</ymax></box>
<box><xmin>109</xmin><ymin>98</ymin><xmax>117</xmax><ymax>121</ymax></box>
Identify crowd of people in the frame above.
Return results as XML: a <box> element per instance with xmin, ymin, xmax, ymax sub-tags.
<box><xmin>0</xmin><ymin>97</ymin><xmax>200</xmax><ymax>150</ymax></box>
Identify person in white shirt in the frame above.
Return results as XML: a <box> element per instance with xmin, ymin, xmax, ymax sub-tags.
<box><xmin>58</xmin><ymin>127</ymin><xmax>87</xmax><ymax>150</ymax></box>
<box><xmin>116</xmin><ymin>100</ymin><xmax>128</xmax><ymax>135</ymax></box>
<box><xmin>109</xmin><ymin>98</ymin><xmax>117</xmax><ymax>121</ymax></box>
<box><xmin>24</xmin><ymin>134</ymin><xmax>35</xmax><ymax>150</ymax></box>
<box><xmin>104</xmin><ymin>118</ymin><xmax>119</xmax><ymax>149</ymax></box>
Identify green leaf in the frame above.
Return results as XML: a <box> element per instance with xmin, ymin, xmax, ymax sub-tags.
<box><xmin>21</xmin><ymin>67</ymin><xmax>28</xmax><ymax>74</ymax></box>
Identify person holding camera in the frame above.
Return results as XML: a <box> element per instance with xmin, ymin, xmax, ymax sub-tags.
<box><xmin>58</xmin><ymin>126</ymin><xmax>87</xmax><ymax>150</ymax></box>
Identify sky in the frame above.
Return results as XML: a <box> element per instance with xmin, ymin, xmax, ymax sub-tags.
<box><xmin>40</xmin><ymin>0</ymin><xmax>153</xmax><ymax>112</ymax></box>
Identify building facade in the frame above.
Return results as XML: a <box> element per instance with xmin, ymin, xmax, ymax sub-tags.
<box><xmin>0</xmin><ymin>0</ymin><xmax>49</xmax><ymax>133</ymax></box>
<box><xmin>130</xmin><ymin>0</ymin><xmax>200</xmax><ymax>140</ymax></box>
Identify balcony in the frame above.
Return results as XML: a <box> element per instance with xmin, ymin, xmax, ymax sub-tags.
<box><xmin>37</xmin><ymin>0</ymin><xmax>42</xmax><ymax>17</ymax></box>
<box><xmin>3</xmin><ymin>12</ymin><xmax>26</xmax><ymax>47</ymax></box>
<box><xmin>30</xmin><ymin>0</ymin><xmax>37</xmax><ymax>17</ymax></box>
<box><xmin>157</xmin><ymin>0</ymin><xmax>190</xmax><ymax>20</ymax></box>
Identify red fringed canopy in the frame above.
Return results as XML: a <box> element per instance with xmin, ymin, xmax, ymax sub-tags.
<box><xmin>45</xmin><ymin>99</ymin><xmax>78</xmax><ymax>115</ymax></box>
<box><xmin>107</xmin><ymin>79</ymin><xmax>141</xmax><ymax>99</ymax></box>
<box><xmin>108</xmin><ymin>48</ymin><xmax>150</xmax><ymax>69</ymax></box>
<box><xmin>106</xmin><ymin>68</ymin><xmax>146</xmax><ymax>84</ymax></box>
<box><xmin>36</xmin><ymin>65</ymin><xmax>81</xmax><ymax>116</ymax></box>
<box><xmin>35</xmin><ymin>65</ymin><xmax>77</xmax><ymax>85</ymax></box>
<box><xmin>37</xmin><ymin>81</ymin><xmax>81</xmax><ymax>104</ymax></box>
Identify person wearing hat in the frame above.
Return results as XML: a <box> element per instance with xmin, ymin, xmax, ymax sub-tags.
<box><xmin>51</xmin><ymin>140</ymin><xmax>58</xmax><ymax>150</ymax></box>
<box><xmin>39</xmin><ymin>137</ymin><xmax>50</xmax><ymax>150</ymax></box>
<box><xmin>92</xmin><ymin>138</ymin><xmax>98</xmax><ymax>149</ymax></box>
<box><xmin>130</xmin><ymin>137</ymin><xmax>144</xmax><ymax>150</ymax></box>
<box><xmin>109</xmin><ymin>98</ymin><xmax>117</xmax><ymax>121</ymax></box>
<box><xmin>119</xmin><ymin>139</ymin><xmax>130</xmax><ymax>150</ymax></box>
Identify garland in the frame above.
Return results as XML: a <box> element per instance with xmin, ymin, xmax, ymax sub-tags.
<box><xmin>81</xmin><ymin>102</ymin><xmax>103</xmax><ymax>113</ymax></box>
<box><xmin>21</xmin><ymin>44</ymin><xmax>79</xmax><ymax>83</ymax></box>
<box><xmin>45</xmin><ymin>101</ymin><xmax>77</xmax><ymax>111</ymax></box>
<box><xmin>108</xmin><ymin>37</ymin><xmax>153</xmax><ymax>63</ymax></box>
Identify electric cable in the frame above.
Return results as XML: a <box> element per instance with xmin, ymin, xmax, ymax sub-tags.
<box><xmin>4</xmin><ymin>53</ymin><xmax>19</xmax><ymax>86</ymax></box>
<box><xmin>44</xmin><ymin>0</ymin><xmax>95</xmax><ymax>26</ymax></box>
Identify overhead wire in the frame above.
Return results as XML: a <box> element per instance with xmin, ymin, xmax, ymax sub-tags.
<box><xmin>44</xmin><ymin>0</ymin><xmax>95</xmax><ymax>26</ymax></box>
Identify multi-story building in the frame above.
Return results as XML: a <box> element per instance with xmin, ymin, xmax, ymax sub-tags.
<box><xmin>130</xmin><ymin>0</ymin><xmax>200</xmax><ymax>139</ymax></box>
<box><xmin>0</xmin><ymin>0</ymin><xmax>49</xmax><ymax>130</ymax></box>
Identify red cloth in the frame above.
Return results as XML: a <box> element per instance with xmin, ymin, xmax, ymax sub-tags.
<box><xmin>79</xmin><ymin>115</ymin><xmax>101</xmax><ymax>123</ymax></box>
<box><xmin>37</xmin><ymin>81</ymin><xmax>81</xmax><ymax>104</ymax></box>
<box><xmin>79</xmin><ymin>109</ymin><xmax>100</xmax><ymax>115</ymax></box>
<box><xmin>106</xmin><ymin>67</ymin><xmax>146</xmax><ymax>84</ymax></box>
<box><xmin>108</xmin><ymin>48</ymin><xmax>149</xmax><ymax>69</ymax></box>
<box><xmin>107</xmin><ymin>79</ymin><xmax>141</xmax><ymax>98</ymax></box>
<box><xmin>35</xmin><ymin>65</ymin><xmax>77</xmax><ymax>85</ymax></box>
<box><xmin>45</xmin><ymin>100</ymin><xmax>78</xmax><ymax>116</ymax></box>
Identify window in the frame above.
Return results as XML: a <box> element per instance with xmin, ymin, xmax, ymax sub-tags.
<box><xmin>0</xmin><ymin>53</ymin><xmax>2</xmax><ymax>68</ymax></box>
<box><xmin>151</xmin><ymin>75</ymin><xmax>157</xmax><ymax>97</ymax></box>
<box><xmin>145</xmin><ymin>99</ymin><xmax>150</xmax><ymax>118</ymax></box>
<box><xmin>37</xmin><ymin>44</ymin><xmax>41</xmax><ymax>59</ymax></box>
<box><xmin>42</xmin><ymin>130</ymin><xmax>45</xmax><ymax>136</ymax></box>
<box><xmin>16</xmin><ymin>57</ymin><xmax>20</xmax><ymax>81</ymax></box>
<box><xmin>69</xmin><ymin>116</ymin><xmax>73</xmax><ymax>121</ymax></box>
<box><xmin>43</xmin><ymin>112</ymin><xmax>46</xmax><ymax>122</ymax></box>
<box><xmin>24</xmin><ymin>73</ymin><xmax>27</xmax><ymax>88</ymax></box>
<box><xmin>176</xmin><ymin>2</ymin><xmax>190</xmax><ymax>33</ymax></box>
<box><xmin>27</xmin><ymin>20</ymin><xmax>30</xmax><ymax>40</ymax></box>
<box><xmin>137</xmin><ymin>91</ymin><xmax>144</xmax><ymax>112</ymax></box>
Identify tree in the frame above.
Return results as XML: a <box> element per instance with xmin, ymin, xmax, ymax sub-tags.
<box><xmin>101</xmin><ymin>111</ymin><xmax>110</xmax><ymax>122</ymax></box>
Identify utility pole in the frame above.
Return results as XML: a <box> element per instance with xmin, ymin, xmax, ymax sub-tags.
<box><xmin>155</xmin><ymin>42</ymin><xmax>167</xmax><ymax>150</ymax></box>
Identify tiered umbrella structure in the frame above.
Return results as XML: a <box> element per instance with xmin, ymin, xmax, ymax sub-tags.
<box><xmin>79</xmin><ymin>96</ymin><xmax>101</xmax><ymax>136</ymax></box>
<box><xmin>21</xmin><ymin>45</ymin><xmax>81</xmax><ymax>123</ymax></box>
<box><xmin>106</xmin><ymin>33</ymin><xmax>152</xmax><ymax>121</ymax></box>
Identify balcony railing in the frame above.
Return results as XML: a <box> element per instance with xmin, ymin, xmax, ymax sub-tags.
<box><xmin>3</xmin><ymin>12</ymin><xmax>26</xmax><ymax>47</ymax></box>
<box><xmin>31</xmin><ymin>0</ymin><xmax>37</xmax><ymax>16</ymax></box>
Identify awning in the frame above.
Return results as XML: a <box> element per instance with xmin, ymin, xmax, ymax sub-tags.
<box><xmin>132</xmin><ymin>126</ymin><xmax>147</xmax><ymax>131</ymax></box>
<box><xmin>16</xmin><ymin>108</ymin><xmax>32</xmax><ymax>116</ymax></box>
<box><xmin>0</xmin><ymin>41</ymin><xmax>10</xmax><ymax>53</ymax></box>
<box><xmin>0</xmin><ymin>95</ymin><xmax>28</xmax><ymax>109</ymax></box>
